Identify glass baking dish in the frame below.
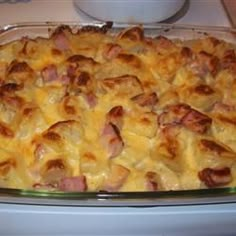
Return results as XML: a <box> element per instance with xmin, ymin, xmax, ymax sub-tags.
<box><xmin>0</xmin><ymin>21</ymin><xmax>236</xmax><ymax>207</ymax></box>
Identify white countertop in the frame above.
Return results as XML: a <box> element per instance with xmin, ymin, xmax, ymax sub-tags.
<box><xmin>1</xmin><ymin>202</ymin><xmax>236</xmax><ymax>235</ymax></box>
<box><xmin>0</xmin><ymin>0</ymin><xmax>231</xmax><ymax>27</ymax></box>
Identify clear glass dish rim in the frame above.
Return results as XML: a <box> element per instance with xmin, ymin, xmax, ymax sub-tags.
<box><xmin>0</xmin><ymin>187</ymin><xmax>236</xmax><ymax>207</ymax></box>
<box><xmin>0</xmin><ymin>21</ymin><xmax>236</xmax><ymax>34</ymax></box>
<box><xmin>0</xmin><ymin>21</ymin><xmax>235</xmax><ymax>206</ymax></box>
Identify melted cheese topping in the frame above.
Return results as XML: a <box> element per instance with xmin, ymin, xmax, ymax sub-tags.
<box><xmin>0</xmin><ymin>25</ymin><xmax>235</xmax><ymax>192</ymax></box>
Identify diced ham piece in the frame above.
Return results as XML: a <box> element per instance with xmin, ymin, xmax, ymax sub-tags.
<box><xmin>67</xmin><ymin>65</ymin><xmax>76</xmax><ymax>79</ymax></box>
<box><xmin>41</xmin><ymin>64</ymin><xmax>58</xmax><ymax>83</ymax></box>
<box><xmin>101</xmin><ymin>123</ymin><xmax>124</xmax><ymax>158</ymax></box>
<box><xmin>106</xmin><ymin>106</ymin><xmax>124</xmax><ymax>129</ymax></box>
<box><xmin>200</xmin><ymin>139</ymin><xmax>230</xmax><ymax>155</ymax></box>
<box><xmin>60</xmin><ymin>75</ymin><xmax>71</xmax><ymax>85</ymax></box>
<box><xmin>83</xmin><ymin>92</ymin><xmax>97</xmax><ymax>108</ymax></box>
<box><xmin>53</xmin><ymin>31</ymin><xmax>70</xmax><ymax>51</ymax></box>
<box><xmin>158</xmin><ymin>104</ymin><xmax>190</xmax><ymax>127</ymax></box>
<box><xmin>158</xmin><ymin>104</ymin><xmax>212</xmax><ymax>134</ymax></box>
<box><xmin>181</xmin><ymin>109</ymin><xmax>212</xmax><ymax>134</ymax></box>
<box><xmin>59</xmin><ymin>176</ymin><xmax>87</xmax><ymax>192</ymax></box>
<box><xmin>189</xmin><ymin>51</ymin><xmax>219</xmax><ymax>77</ymax></box>
<box><xmin>103</xmin><ymin>43</ymin><xmax>122</xmax><ymax>60</ymax></box>
<box><xmin>131</xmin><ymin>92</ymin><xmax>158</xmax><ymax>109</ymax></box>
<box><xmin>198</xmin><ymin>167</ymin><xmax>232</xmax><ymax>188</ymax></box>
<box><xmin>101</xmin><ymin>74</ymin><xmax>143</xmax><ymax>97</ymax></box>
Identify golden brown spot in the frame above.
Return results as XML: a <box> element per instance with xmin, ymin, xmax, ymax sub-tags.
<box><xmin>217</xmin><ymin>115</ymin><xmax>236</xmax><ymax>126</ymax></box>
<box><xmin>194</xmin><ymin>84</ymin><xmax>215</xmax><ymax>95</ymax></box>
<box><xmin>208</xmin><ymin>37</ymin><xmax>221</xmax><ymax>47</ymax></box>
<box><xmin>2</xmin><ymin>83</ymin><xmax>23</xmax><ymax>92</ymax></box>
<box><xmin>42</xmin><ymin>158</ymin><xmax>69</xmax><ymax>184</ymax></box>
<box><xmin>76</xmin><ymin>72</ymin><xmax>90</xmax><ymax>86</ymax></box>
<box><xmin>0</xmin><ymin>83</ymin><xmax>23</xmax><ymax>93</ymax></box>
<box><xmin>155</xmin><ymin>36</ymin><xmax>177</xmax><ymax>54</ymax></box>
<box><xmin>103</xmin><ymin>43</ymin><xmax>122</xmax><ymax>60</ymax></box>
<box><xmin>7</xmin><ymin>60</ymin><xmax>33</xmax><ymax>74</ymax></box>
<box><xmin>23</xmin><ymin>107</ymin><xmax>35</xmax><ymax>116</ymax></box>
<box><xmin>64</xmin><ymin>105</ymin><xmax>76</xmax><ymax>115</ymax></box>
<box><xmin>46</xmin><ymin>158</ymin><xmax>65</xmax><ymax>171</ymax></box>
<box><xmin>20</xmin><ymin>39</ymin><xmax>28</xmax><ymax>55</ymax></box>
<box><xmin>131</xmin><ymin>92</ymin><xmax>158</xmax><ymax>108</ymax></box>
<box><xmin>181</xmin><ymin>47</ymin><xmax>193</xmax><ymax>59</ymax></box>
<box><xmin>3</xmin><ymin>95</ymin><xmax>25</xmax><ymax>109</ymax></box>
<box><xmin>108</xmin><ymin>106</ymin><xmax>123</xmax><ymax>119</ymax></box>
<box><xmin>117</xmin><ymin>53</ymin><xmax>141</xmax><ymax>68</ymax></box>
<box><xmin>118</xmin><ymin>26</ymin><xmax>144</xmax><ymax>41</ymax></box>
<box><xmin>0</xmin><ymin>159</ymin><xmax>16</xmax><ymax>176</ymax></box>
<box><xmin>48</xmin><ymin>120</ymin><xmax>77</xmax><ymax>130</ymax></box>
<box><xmin>61</xmin><ymin>97</ymin><xmax>77</xmax><ymax>116</ymax></box>
<box><xmin>67</xmin><ymin>54</ymin><xmax>97</xmax><ymax>65</ymax></box>
<box><xmin>51</xmin><ymin>48</ymin><xmax>62</xmax><ymax>56</ymax></box>
<box><xmin>200</xmin><ymin>139</ymin><xmax>229</xmax><ymax>155</ymax></box>
<box><xmin>102</xmin><ymin>74</ymin><xmax>142</xmax><ymax>91</ymax></box>
<box><xmin>140</xmin><ymin>117</ymin><xmax>151</xmax><ymax>125</ymax></box>
<box><xmin>43</xmin><ymin>131</ymin><xmax>61</xmax><ymax>141</ymax></box>
<box><xmin>158</xmin><ymin>103</ymin><xmax>190</xmax><ymax>127</ymax></box>
<box><xmin>0</xmin><ymin>122</ymin><xmax>14</xmax><ymax>138</ymax></box>
<box><xmin>160</xmin><ymin>139</ymin><xmax>178</xmax><ymax>159</ymax></box>
<box><xmin>83</xmin><ymin>152</ymin><xmax>96</xmax><ymax>162</ymax></box>
<box><xmin>198</xmin><ymin>167</ymin><xmax>232</xmax><ymax>188</ymax></box>
<box><xmin>181</xmin><ymin>109</ymin><xmax>212</xmax><ymax>134</ymax></box>
<box><xmin>160</xmin><ymin>125</ymin><xmax>180</xmax><ymax>159</ymax></box>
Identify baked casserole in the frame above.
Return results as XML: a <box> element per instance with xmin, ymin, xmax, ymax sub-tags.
<box><xmin>0</xmin><ymin>23</ymin><xmax>235</xmax><ymax>192</ymax></box>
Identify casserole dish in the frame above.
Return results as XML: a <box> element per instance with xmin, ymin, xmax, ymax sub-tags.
<box><xmin>0</xmin><ymin>21</ymin><xmax>236</xmax><ymax>206</ymax></box>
